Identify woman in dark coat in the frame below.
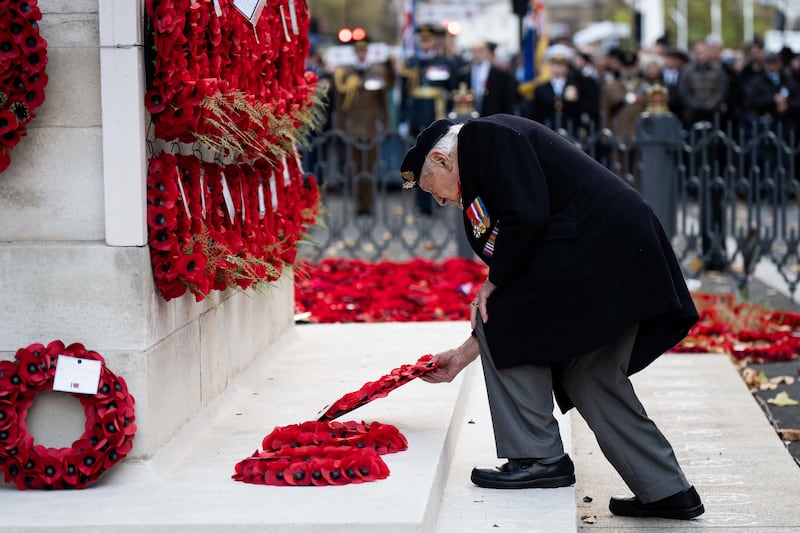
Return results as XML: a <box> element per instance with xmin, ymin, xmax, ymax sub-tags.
<box><xmin>400</xmin><ymin>114</ymin><xmax>703</xmax><ymax>520</ymax></box>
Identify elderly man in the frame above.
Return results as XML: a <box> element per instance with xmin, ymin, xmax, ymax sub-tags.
<box><xmin>399</xmin><ymin>114</ymin><xmax>704</xmax><ymax>520</ymax></box>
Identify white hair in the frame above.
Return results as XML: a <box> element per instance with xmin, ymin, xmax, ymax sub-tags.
<box><xmin>432</xmin><ymin>123</ymin><xmax>463</xmax><ymax>155</ymax></box>
<box><xmin>422</xmin><ymin>124</ymin><xmax>463</xmax><ymax>177</ymax></box>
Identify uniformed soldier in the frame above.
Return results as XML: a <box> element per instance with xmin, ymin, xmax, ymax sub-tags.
<box><xmin>332</xmin><ymin>37</ymin><xmax>390</xmax><ymax>216</ymax></box>
<box><xmin>400</xmin><ymin>24</ymin><xmax>454</xmax><ymax>214</ymax></box>
<box><xmin>601</xmin><ymin>50</ymin><xmax>648</xmax><ymax>142</ymax></box>
<box><xmin>400</xmin><ymin>24</ymin><xmax>454</xmax><ymax>135</ymax></box>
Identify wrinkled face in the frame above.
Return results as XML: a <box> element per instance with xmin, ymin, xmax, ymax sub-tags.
<box><xmin>419</xmin><ymin>151</ymin><xmax>461</xmax><ymax>208</ymax></box>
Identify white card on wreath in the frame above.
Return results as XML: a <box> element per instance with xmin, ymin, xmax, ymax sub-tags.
<box><xmin>233</xmin><ymin>0</ymin><xmax>267</xmax><ymax>23</ymax></box>
<box><xmin>52</xmin><ymin>355</ymin><xmax>102</xmax><ymax>395</ymax></box>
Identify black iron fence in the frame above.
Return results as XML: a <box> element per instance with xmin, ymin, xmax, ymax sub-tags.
<box><xmin>299</xmin><ymin>114</ymin><xmax>800</xmax><ymax>296</ymax></box>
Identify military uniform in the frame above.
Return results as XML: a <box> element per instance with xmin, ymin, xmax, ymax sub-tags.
<box><xmin>401</xmin><ymin>53</ymin><xmax>453</xmax><ymax>134</ymax></box>
<box><xmin>332</xmin><ymin>42</ymin><xmax>389</xmax><ymax>215</ymax></box>
<box><xmin>401</xmin><ymin>26</ymin><xmax>454</xmax><ymax>214</ymax></box>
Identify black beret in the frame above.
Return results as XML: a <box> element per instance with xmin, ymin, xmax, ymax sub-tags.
<box><xmin>400</xmin><ymin>119</ymin><xmax>454</xmax><ymax>189</ymax></box>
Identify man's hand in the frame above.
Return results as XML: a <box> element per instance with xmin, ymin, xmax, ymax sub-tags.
<box><xmin>470</xmin><ymin>279</ymin><xmax>497</xmax><ymax>329</ymax></box>
<box><xmin>420</xmin><ymin>336</ymin><xmax>480</xmax><ymax>383</ymax></box>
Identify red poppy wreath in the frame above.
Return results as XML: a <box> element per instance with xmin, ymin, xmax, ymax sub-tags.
<box><xmin>233</xmin><ymin>420</ymin><xmax>407</xmax><ymax>486</ymax></box>
<box><xmin>0</xmin><ymin>0</ymin><xmax>48</xmax><ymax>174</ymax></box>
<box><xmin>232</xmin><ymin>355</ymin><xmax>438</xmax><ymax>487</ymax></box>
<box><xmin>317</xmin><ymin>354</ymin><xmax>438</xmax><ymax>421</ymax></box>
<box><xmin>0</xmin><ymin>341</ymin><xmax>136</xmax><ymax>490</ymax></box>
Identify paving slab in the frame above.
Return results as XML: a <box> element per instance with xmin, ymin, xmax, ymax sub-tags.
<box><xmin>573</xmin><ymin>354</ymin><xmax>800</xmax><ymax>531</ymax></box>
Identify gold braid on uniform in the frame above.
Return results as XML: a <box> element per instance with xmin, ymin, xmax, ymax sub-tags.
<box><xmin>402</xmin><ymin>66</ymin><xmax>420</xmax><ymax>94</ymax></box>
<box><xmin>334</xmin><ymin>67</ymin><xmax>362</xmax><ymax>112</ymax></box>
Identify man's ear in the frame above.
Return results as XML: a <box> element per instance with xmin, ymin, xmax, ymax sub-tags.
<box><xmin>429</xmin><ymin>150</ymin><xmax>450</xmax><ymax>169</ymax></box>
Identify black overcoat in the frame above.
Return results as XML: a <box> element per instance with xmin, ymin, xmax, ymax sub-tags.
<box><xmin>458</xmin><ymin>114</ymin><xmax>698</xmax><ymax>378</ymax></box>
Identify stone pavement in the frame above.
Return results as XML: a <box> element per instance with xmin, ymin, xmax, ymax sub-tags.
<box><xmin>3</xmin><ymin>319</ymin><xmax>800</xmax><ymax>531</ymax></box>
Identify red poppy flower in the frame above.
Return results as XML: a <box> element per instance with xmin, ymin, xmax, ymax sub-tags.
<box><xmin>22</xmin><ymin>48</ymin><xmax>46</xmax><ymax>74</ymax></box>
<box><xmin>0</xmin><ymin>37</ymin><xmax>20</xmax><ymax>61</ymax></box>
<box><xmin>60</xmin><ymin>451</ymin><xmax>81</xmax><ymax>486</ymax></box>
<box><xmin>18</xmin><ymin>27</ymin><xmax>45</xmax><ymax>55</ymax></box>
<box><xmin>0</xmin><ymin>400</ymin><xmax>16</xmax><ymax>430</ymax></box>
<box><xmin>15</xmin><ymin>1</ymin><xmax>43</xmax><ymax>21</ymax></box>
<box><xmin>33</xmin><ymin>446</ymin><xmax>64</xmax><ymax>485</ymax></box>
<box><xmin>284</xmin><ymin>460</ymin><xmax>310</xmax><ymax>486</ymax></box>
<box><xmin>73</xmin><ymin>439</ymin><xmax>105</xmax><ymax>476</ymax></box>
<box><xmin>16</xmin><ymin>349</ymin><xmax>49</xmax><ymax>387</ymax></box>
<box><xmin>0</xmin><ymin>111</ymin><xmax>19</xmax><ymax>136</ymax></box>
<box><xmin>0</xmin><ymin>125</ymin><xmax>21</xmax><ymax>148</ymax></box>
<box><xmin>176</xmin><ymin>252</ymin><xmax>207</xmax><ymax>282</ymax></box>
<box><xmin>144</xmin><ymin>88</ymin><xmax>167</xmax><ymax>114</ymax></box>
<box><xmin>262</xmin><ymin>457</ymin><xmax>292</xmax><ymax>486</ymax></box>
<box><xmin>0</xmin><ymin>417</ymin><xmax>21</xmax><ymax>449</ymax></box>
<box><xmin>147</xmin><ymin>205</ymin><xmax>177</xmax><ymax>232</ymax></box>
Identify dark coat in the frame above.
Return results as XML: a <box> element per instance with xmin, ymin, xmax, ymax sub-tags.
<box><xmin>529</xmin><ymin>73</ymin><xmax>586</xmax><ymax>128</ymax></box>
<box><xmin>458</xmin><ymin>114</ymin><xmax>698</xmax><ymax>379</ymax></box>
<box><xmin>455</xmin><ymin>64</ymin><xmax>517</xmax><ymax>117</ymax></box>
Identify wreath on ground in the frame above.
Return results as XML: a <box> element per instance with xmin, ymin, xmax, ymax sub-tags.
<box><xmin>0</xmin><ymin>341</ymin><xmax>136</xmax><ymax>490</ymax></box>
<box><xmin>0</xmin><ymin>0</ymin><xmax>48</xmax><ymax>173</ymax></box>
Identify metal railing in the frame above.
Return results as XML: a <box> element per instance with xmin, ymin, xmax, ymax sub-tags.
<box><xmin>299</xmin><ymin>115</ymin><xmax>800</xmax><ymax>296</ymax></box>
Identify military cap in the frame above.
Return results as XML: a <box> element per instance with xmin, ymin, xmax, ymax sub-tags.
<box><xmin>400</xmin><ymin>119</ymin><xmax>454</xmax><ymax>189</ymax></box>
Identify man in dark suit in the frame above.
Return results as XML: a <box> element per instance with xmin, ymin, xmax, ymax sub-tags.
<box><xmin>454</xmin><ymin>40</ymin><xmax>516</xmax><ymax>117</ymax></box>
<box><xmin>528</xmin><ymin>44</ymin><xmax>585</xmax><ymax>129</ymax></box>
<box><xmin>399</xmin><ymin>115</ymin><xmax>704</xmax><ymax>521</ymax></box>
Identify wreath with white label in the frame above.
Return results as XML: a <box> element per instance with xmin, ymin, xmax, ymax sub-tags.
<box><xmin>0</xmin><ymin>341</ymin><xmax>136</xmax><ymax>490</ymax></box>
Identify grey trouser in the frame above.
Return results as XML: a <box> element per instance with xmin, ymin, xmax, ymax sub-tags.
<box><xmin>475</xmin><ymin>318</ymin><xmax>690</xmax><ymax>503</ymax></box>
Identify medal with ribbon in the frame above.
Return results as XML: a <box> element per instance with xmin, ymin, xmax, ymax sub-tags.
<box><xmin>467</xmin><ymin>196</ymin><xmax>490</xmax><ymax>238</ymax></box>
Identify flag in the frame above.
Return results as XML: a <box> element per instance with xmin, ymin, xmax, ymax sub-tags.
<box><xmin>521</xmin><ymin>1</ymin><xmax>549</xmax><ymax>86</ymax></box>
<box><xmin>401</xmin><ymin>0</ymin><xmax>416</xmax><ymax>59</ymax></box>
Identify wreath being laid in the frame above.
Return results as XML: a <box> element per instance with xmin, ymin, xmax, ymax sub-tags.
<box><xmin>233</xmin><ymin>355</ymin><xmax>438</xmax><ymax>487</ymax></box>
<box><xmin>0</xmin><ymin>0</ymin><xmax>48</xmax><ymax>173</ymax></box>
<box><xmin>0</xmin><ymin>341</ymin><xmax>136</xmax><ymax>490</ymax></box>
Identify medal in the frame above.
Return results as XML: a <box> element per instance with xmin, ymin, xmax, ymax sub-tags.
<box><xmin>467</xmin><ymin>197</ymin><xmax>490</xmax><ymax>238</ymax></box>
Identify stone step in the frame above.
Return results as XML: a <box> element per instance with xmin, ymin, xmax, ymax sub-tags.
<box><xmin>433</xmin><ymin>363</ymin><xmax>576</xmax><ymax>533</ymax></box>
<box><xmin>6</xmin><ymin>323</ymin><xmax>800</xmax><ymax>532</ymax></box>
<box><xmin>6</xmin><ymin>321</ymin><xmax>562</xmax><ymax>532</ymax></box>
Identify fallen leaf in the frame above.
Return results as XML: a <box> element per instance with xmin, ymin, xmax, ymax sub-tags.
<box><xmin>757</xmin><ymin>370</ymin><xmax>769</xmax><ymax>384</ymax></box>
<box><xmin>581</xmin><ymin>515</ymin><xmax>597</xmax><ymax>524</ymax></box>
<box><xmin>759</xmin><ymin>382</ymin><xmax>778</xmax><ymax>391</ymax></box>
<box><xmin>767</xmin><ymin>391</ymin><xmax>800</xmax><ymax>406</ymax></box>
<box><xmin>742</xmin><ymin>367</ymin><xmax>759</xmax><ymax>388</ymax></box>
<box><xmin>770</xmin><ymin>375</ymin><xmax>796</xmax><ymax>385</ymax></box>
<box><xmin>778</xmin><ymin>428</ymin><xmax>800</xmax><ymax>441</ymax></box>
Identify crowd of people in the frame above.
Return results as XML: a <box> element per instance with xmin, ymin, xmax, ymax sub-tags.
<box><xmin>304</xmin><ymin>23</ymin><xmax>800</xmax><ymax>214</ymax></box>
<box><xmin>313</xmin><ymin>25</ymin><xmax>800</xmax><ymax>140</ymax></box>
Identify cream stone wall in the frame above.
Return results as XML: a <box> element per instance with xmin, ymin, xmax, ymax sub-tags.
<box><xmin>0</xmin><ymin>1</ymin><xmax>294</xmax><ymax>461</ymax></box>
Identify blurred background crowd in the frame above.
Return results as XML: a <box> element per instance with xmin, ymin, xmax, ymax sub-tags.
<box><xmin>304</xmin><ymin>0</ymin><xmax>800</xmax><ymax>144</ymax></box>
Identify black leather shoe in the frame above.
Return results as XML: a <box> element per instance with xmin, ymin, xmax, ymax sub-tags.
<box><xmin>470</xmin><ymin>455</ymin><xmax>576</xmax><ymax>489</ymax></box>
<box><xmin>609</xmin><ymin>485</ymin><xmax>704</xmax><ymax>519</ymax></box>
